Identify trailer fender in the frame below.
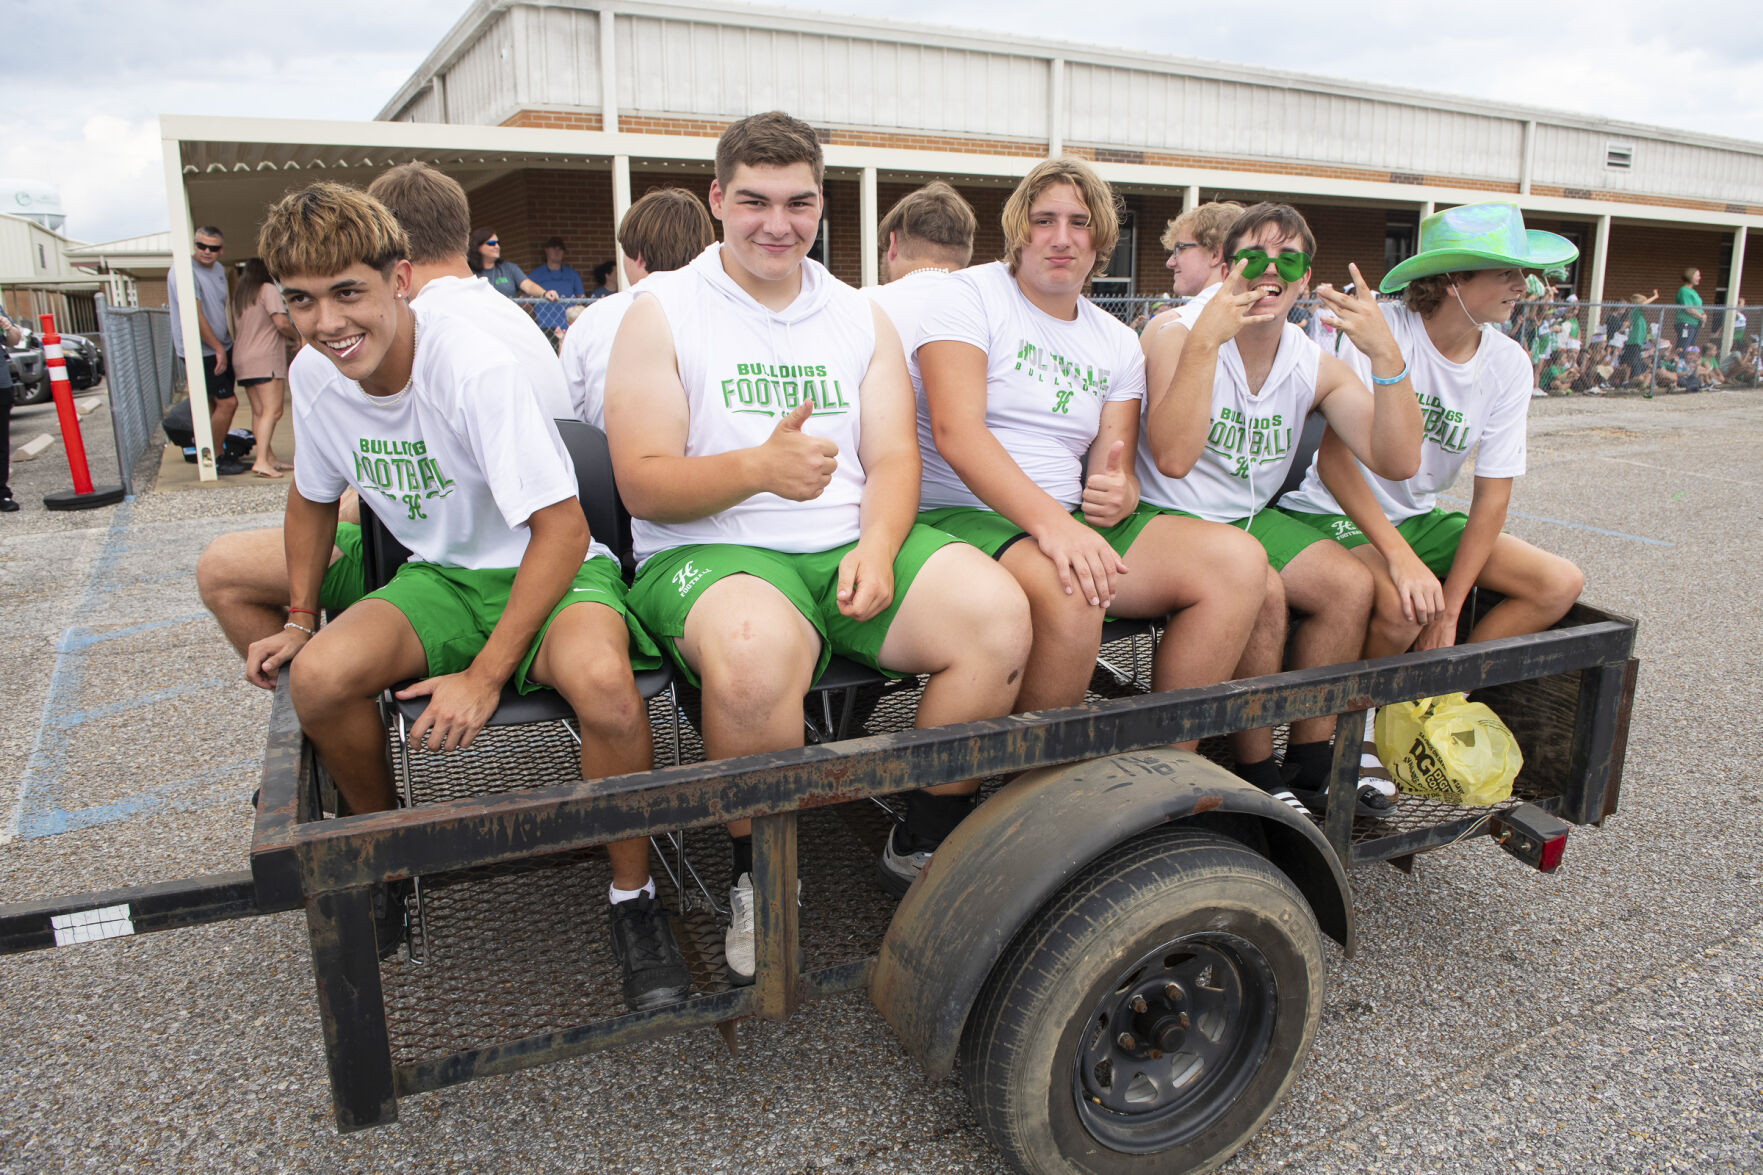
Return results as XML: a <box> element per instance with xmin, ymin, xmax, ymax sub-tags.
<box><xmin>869</xmin><ymin>747</ymin><xmax>1352</xmax><ymax>1078</ymax></box>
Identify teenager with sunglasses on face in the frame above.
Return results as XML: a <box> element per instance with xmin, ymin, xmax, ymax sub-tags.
<box><xmin>1279</xmin><ymin>203</ymin><xmax>1584</xmax><ymax>794</ymax></box>
<box><xmin>1141</xmin><ymin>202</ymin><xmax>1421</xmax><ymax>817</ymax></box>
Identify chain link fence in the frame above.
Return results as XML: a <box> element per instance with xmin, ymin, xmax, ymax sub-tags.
<box><xmin>94</xmin><ymin>295</ymin><xmax>175</xmax><ymax>495</ymax></box>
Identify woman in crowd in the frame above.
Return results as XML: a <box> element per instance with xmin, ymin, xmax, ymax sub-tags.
<box><xmin>468</xmin><ymin>228</ymin><xmax>560</xmax><ymax>305</ymax></box>
<box><xmin>228</xmin><ymin>258</ymin><xmax>299</xmax><ymax>478</ymax></box>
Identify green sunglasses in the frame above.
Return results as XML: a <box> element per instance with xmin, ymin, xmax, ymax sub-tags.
<box><xmin>1233</xmin><ymin>248</ymin><xmax>1311</xmax><ymax>283</ymax></box>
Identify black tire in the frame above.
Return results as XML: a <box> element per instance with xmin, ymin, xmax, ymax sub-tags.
<box><xmin>13</xmin><ymin>376</ymin><xmax>51</xmax><ymax>406</ymax></box>
<box><xmin>959</xmin><ymin>826</ymin><xmax>1325</xmax><ymax>1175</ymax></box>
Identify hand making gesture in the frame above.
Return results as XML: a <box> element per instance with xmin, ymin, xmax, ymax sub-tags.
<box><xmin>1314</xmin><ymin>262</ymin><xmax>1403</xmax><ymax>372</ymax></box>
<box><xmin>1188</xmin><ymin>257</ymin><xmax>1279</xmax><ymax>348</ymax></box>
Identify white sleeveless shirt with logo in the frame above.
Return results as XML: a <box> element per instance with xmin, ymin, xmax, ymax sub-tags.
<box><xmin>631</xmin><ymin>244</ymin><xmax>874</xmax><ymax>564</ymax></box>
<box><xmin>1139</xmin><ymin>322</ymin><xmax>1320</xmax><ymax>523</ymax></box>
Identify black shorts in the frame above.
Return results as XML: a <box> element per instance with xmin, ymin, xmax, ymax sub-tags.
<box><xmin>236</xmin><ymin>375</ymin><xmax>272</xmax><ymax>387</ymax></box>
<box><xmin>202</xmin><ymin>351</ymin><xmax>236</xmax><ymax>402</ymax></box>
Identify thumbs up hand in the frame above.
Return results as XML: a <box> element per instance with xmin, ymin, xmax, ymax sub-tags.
<box><xmin>759</xmin><ymin>399</ymin><xmax>839</xmax><ymax>501</ymax></box>
<box><xmin>1080</xmin><ymin>439</ymin><xmax>1135</xmax><ymax>527</ymax></box>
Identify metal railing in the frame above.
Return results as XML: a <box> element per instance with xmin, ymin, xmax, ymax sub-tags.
<box><xmin>94</xmin><ymin>295</ymin><xmax>175</xmax><ymax>494</ymax></box>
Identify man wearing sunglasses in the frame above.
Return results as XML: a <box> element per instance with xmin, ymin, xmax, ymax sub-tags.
<box><xmin>169</xmin><ymin>226</ymin><xmax>246</xmax><ymax>474</ymax></box>
<box><xmin>1138</xmin><ymin>202</ymin><xmax>1422</xmax><ymax>817</ymax></box>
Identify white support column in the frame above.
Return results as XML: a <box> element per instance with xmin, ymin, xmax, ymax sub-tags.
<box><xmin>1419</xmin><ymin>200</ymin><xmax>1435</xmax><ymax>220</ymax></box>
<box><xmin>1182</xmin><ymin>184</ymin><xmax>1199</xmax><ymax>215</ymax></box>
<box><xmin>1720</xmin><ymin>224</ymin><xmax>1747</xmax><ymax>359</ymax></box>
<box><xmin>1519</xmin><ymin>120</ymin><xmax>1536</xmax><ymax>197</ymax></box>
<box><xmin>611</xmin><ymin>155</ymin><xmax>633</xmax><ymax>290</ymax></box>
<box><xmin>161</xmin><ymin>135</ymin><xmax>217</xmax><ymax>483</ymax></box>
<box><xmin>860</xmin><ymin>165</ymin><xmax>879</xmax><ymax>288</ymax></box>
<box><xmin>1587</xmin><ymin>213</ymin><xmax>1612</xmax><ymax>339</ymax></box>
<box><xmin>1047</xmin><ymin>58</ymin><xmax>1064</xmax><ymax>156</ymax></box>
<box><xmin>432</xmin><ymin>74</ymin><xmax>447</xmax><ymax>122</ymax></box>
<box><xmin>599</xmin><ymin>7</ymin><xmax>619</xmax><ymax>133</ymax></box>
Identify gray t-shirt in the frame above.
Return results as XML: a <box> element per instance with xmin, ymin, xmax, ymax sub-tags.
<box><xmin>168</xmin><ymin>258</ymin><xmax>232</xmax><ymax>357</ymax></box>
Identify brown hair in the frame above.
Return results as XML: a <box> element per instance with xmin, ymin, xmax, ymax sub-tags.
<box><xmin>1160</xmin><ymin>200</ymin><xmax>1243</xmax><ymax>253</ymax></box>
<box><xmin>229</xmin><ymin>257</ymin><xmax>275</xmax><ymax>321</ymax></box>
<box><xmin>999</xmin><ymin>157</ymin><xmax>1121</xmax><ymax>278</ymax></box>
<box><xmin>1682</xmin><ymin>266</ymin><xmax>1699</xmax><ymax>283</ymax></box>
<box><xmin>1403</xmin><ymin>273</ymin><xmax>1454</xmax><ymax>316</ymax></box>
<box><xmin>366</xmin><ymin>163</ymin><xmax>472</xmax><ymax>265</ymax></box>
<box><xmin>1223</xmin><ymin>202</ymin><xmax>1316</xmax><ymax>262</ymax></box>
<box><xmin>618</xmin><ymin>187</ymin><xmax>717</xmax><ymax>274</ymax></box>
<box><xmin>257</xmin><ymin>182</ymin><xmax>408</xmax><ymax>283</ymax></box>
<box><xmin>879</xmin><ymin>181</ymin><xmax>976</xmax><ymax>268</ymax></box>
<box><xmin>715</xmin><ymin>111</ymin><xmax>823</xmax><ymax>189</ymax></box>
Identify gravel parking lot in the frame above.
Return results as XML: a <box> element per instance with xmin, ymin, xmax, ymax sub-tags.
<box><xmin>1</xmin><ymin>389</ymin><xmax>1759</xmax><ymax>1173</ymax></box>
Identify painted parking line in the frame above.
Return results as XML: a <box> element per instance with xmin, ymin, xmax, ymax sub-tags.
<box><xmin>4</xmin><ymin>497</ymin><xmax>235</xmax><ymax>843</ymax></box>
<box><xmin>1436</xmin><ymin>494</ymin><xmax>1674</xmax><ymax>547</ymax></box>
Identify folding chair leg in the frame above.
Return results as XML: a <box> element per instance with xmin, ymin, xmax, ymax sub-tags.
<box><xmin>389</xmin><ymin>700</ymin><xmax>427</xmax><ymax>965</ymax></box>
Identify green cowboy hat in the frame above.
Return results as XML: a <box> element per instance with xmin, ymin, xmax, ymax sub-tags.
<box><xmin>1380</xmin><ymin>202</ymin><xmax>1579</xmax><ymax>293</ymax></box>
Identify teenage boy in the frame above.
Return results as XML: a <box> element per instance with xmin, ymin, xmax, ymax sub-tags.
<box><xmin>604</xmin><ymin>112</ymin><xmax>1032</xmax><ymax>981</ymax></box>
<box><xmin>197</xmin><ymin>162</ymin><xmax>573</xmax><ymax>656</ymax></box>
<box><xmin>865</xmin><ymin>181</ymin><xmax>976</xmax><ymax>365</ymax></box>
<box><xmin>913</xmin><ymin>159</ymin><xmax>1267</xmax><ymax>723</ymax></box>
<box><xmin>1142</xmin><ymin>202</ymin><xmax>1422</xmax><ymax>813</ymax></box>
<box><xmin>1280</xmin><ymin>202</ymin><xmax>1585</xmax><ymax>788</ymax></box>
<box><xmin>245</xmin><ymin>182</ymin><xmax>686</xmax><ymax>1011</ymax></box>
<box><xmin>561</xmin><ymin>187</ymin><xmax>717</xmax><ymax>428</ymax></box>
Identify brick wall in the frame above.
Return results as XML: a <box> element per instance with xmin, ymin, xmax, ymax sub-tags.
<box><xmin>133</xmin><ymin>278</ymin><xmax>168</xmax><ymax>308</ymax></box>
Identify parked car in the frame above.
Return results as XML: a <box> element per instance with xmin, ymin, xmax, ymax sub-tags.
<box><xmin>4</xmin><ymin>328</ymin><xmax>102</xmax><ymax>404</ymax></box>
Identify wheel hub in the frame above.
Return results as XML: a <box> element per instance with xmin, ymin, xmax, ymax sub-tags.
<box><xmin>1072</xmin><ymin>931</ymin><xmax>1279</xmax><ymax>1153</ymax></box>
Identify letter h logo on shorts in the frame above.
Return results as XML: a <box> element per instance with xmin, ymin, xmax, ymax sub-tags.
<box><xmin>672</xmin><ymin>560</ymin><xmax>700</xmax><ymax>596</ymax></box>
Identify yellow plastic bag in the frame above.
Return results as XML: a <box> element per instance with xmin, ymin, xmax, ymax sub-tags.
<box><xmin>1373</xmin><ymin>693</ymin><xmax>1523</xmax><ymax>806</ymax></box>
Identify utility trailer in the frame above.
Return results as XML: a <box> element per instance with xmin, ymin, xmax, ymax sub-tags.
<box><xmin>0</xmin><ymin>596</ymin><xmax>1636</xmax><ymax>1175</ymax></box>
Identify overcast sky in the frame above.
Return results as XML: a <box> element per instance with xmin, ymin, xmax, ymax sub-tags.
<box><xmin>7</xmin><ymin>0</ymin><xmax>1763</xmax><ymax>245</ymax></box>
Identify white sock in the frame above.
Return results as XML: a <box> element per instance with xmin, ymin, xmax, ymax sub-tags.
<box><xmin>609</xmin><ymin>878</ymin><xmax>657</xmax><ymax>905</ymax></box>
<box><xmin>1359</xmin><ymin>708</ymin><xmax>1381</xmax><ymax>768</ymax></box>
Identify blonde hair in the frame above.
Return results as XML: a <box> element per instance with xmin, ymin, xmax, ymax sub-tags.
<box><xmin>258</xmin><ymin>182</ymin><xmax>408</xmax><ymax>282</ymax></box>
<box><xmin>999</xmin><ymin>158</ymin><xmax>1121</xmax><ymax>279</ymax></box>
<box><xmin>1160</xmin><ymin>200</ymin><xmax>1243</xmax><ymax>253</ymax></box>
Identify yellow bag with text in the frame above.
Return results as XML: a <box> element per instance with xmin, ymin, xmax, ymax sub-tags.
<box><xmin>1373</xmin><ymin>693</ymin><xmax>1522</xmax><ymax>806</ymax></box>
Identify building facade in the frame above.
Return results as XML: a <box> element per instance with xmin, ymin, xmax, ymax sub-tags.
<box><xmin>369</xmin><ymin>0</ymin><xmax>1761</xmax><ymax>315</ymax></box>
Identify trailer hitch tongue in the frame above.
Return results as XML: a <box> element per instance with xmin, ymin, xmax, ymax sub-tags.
<box><xmin>1488</xmin><ymin>803</ymin><xmax>1571</xmax><ymax>873</ymax></box>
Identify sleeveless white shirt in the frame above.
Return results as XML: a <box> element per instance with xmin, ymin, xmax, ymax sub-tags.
<box><xmin>630</xmin><ymin>244</ymin><xmax>874</xmax><ymax>564</ymax></box>
<box><xmin>1139</xmin><ymin>323</ymin><xmax>1321</xmax><ymax>523</ymax></box>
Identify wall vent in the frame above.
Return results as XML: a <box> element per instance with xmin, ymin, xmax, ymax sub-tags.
<box><xmin>1606</xmin><ymin>142</ymin><xmax>1634</xmax><ymax>169</ymax></box>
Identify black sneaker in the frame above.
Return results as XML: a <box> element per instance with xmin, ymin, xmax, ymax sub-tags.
<box><xmin>0</xmin><ymin>496</ymin><xmax>18</xmax><ymax>514</ymax></box>
<box><xmin>373</xmin><ymin>879</ymin><xmax>411</xmax><ymax>961</ymax></box>
<box><xmin>215</xmin><ymin>456</ymin><xmax>250</xmax><ymax>476</ymax></box>
<box><xmin>876</xmin><ymin>825</ymin><xmax>935</xmax><ymax>898</ymax></box>
<box><xmin>608</xmin><ymin>894</ymin><xmax>691</xmax><ymax>1012</ymax></box>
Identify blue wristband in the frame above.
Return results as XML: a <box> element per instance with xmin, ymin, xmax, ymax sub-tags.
<box><xmin>1371</xmin><ymin>363</ymin><xmax>1409</xmax><ymax>386</ymax></box>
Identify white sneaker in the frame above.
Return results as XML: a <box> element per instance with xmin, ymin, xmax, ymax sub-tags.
<box><xmin>725</xmin><ymin>872</ymin><xmax>755</xmax><ymax>985</ymax></box>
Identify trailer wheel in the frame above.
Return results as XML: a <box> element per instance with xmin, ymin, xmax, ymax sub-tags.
<box><xmin>959</xmin><ymin>826</ymin><xmax>1325</xmax><ymax>1175</ymax></box>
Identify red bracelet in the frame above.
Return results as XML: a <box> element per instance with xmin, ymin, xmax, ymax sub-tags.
<box><xmin>288</xmin><ymin>607</ymin><xmax>318</xmax><ymax>617</ymax></box>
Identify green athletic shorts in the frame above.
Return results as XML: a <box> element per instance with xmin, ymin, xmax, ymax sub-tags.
<box><xmin>1146</xmin><ymin>504</ymin><xmax>1326</xmax><ymax>571</ymax></box>
<box><xmin>916</xmin><ymin>502</ymin><xmax>1160</xmax><ymax>560</ymax></box>
<box><xmin>319</xmin><ymin>521</ymin><xmax>365</xmax><ymax>614</ymax></box>
<box><xmin>627</xmin><ymin>525</ymin><xmax>960</xmax><ymax>687</ymax></box>
<box><xmin>364</xmin><ymin>555</ymin><xmax>660</xmax><ymax>693</ymax></box>
<box><xmin>1279</xmin><ymin>506</ymin><xmax>1468</xmax><ymax>578</ymax></box>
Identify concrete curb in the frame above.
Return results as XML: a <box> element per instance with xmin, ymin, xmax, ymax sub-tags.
<box><xmin>14</xmin><ymin>433</ymin><xmax>54</xmax><ymax>461</ymax></box>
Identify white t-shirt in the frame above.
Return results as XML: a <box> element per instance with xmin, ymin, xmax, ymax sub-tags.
<box><xmin>1140</xmin><ymin>323</ymin><xmax>1321</xmax><ymax>522</ymax></box>
<box><xmin>914</xmin><ymin>261</ymin><xmax>1146</xmax><ymax>510</ymax></box>
<box><xmin>292</xmin><ymin>302</ymin><xmax>611</xmax><ymax>569</ymax></box>
<box><xmin>630</xmin><ymin>244</ymin><xmax>875</xmax><ymax>563</ymax></box>
<box><xmin>412</xmin><ymin>275</ymin><xmax>573</xmax><ymax>422</ymax></box>
<box><xmin>1175</xmin><ymin>281</ymin><xmax>1221</xmax><ymax>328</ymax></box>
<box><xmin>865</xmin><ymin>266</ymin><xmax>953</xmax><ymax>394</ymax></box>
<box><xmin>1280</xmin><ymin>302</ymin><xmax>1531</xmax><ymax>522</ymax></box>
<box><xmin>560</xmin><ymin>278</ymin><xmax>653</xmax><ymax>429</ymax></box>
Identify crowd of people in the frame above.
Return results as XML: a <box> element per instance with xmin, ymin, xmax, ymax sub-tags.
<box><xmin>194</xmin><ymin>110</ymin><xmax>1592</xmax><ymax>1013</ymax></box>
